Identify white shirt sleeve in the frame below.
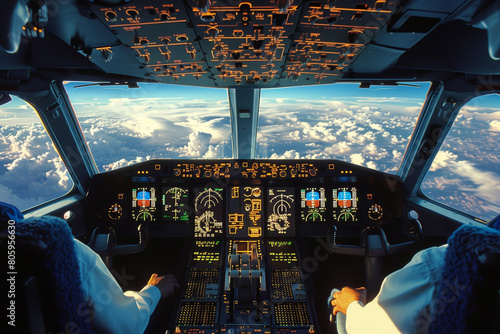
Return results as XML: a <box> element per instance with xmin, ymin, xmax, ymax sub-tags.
<box><xmin>74</xmin><ymin>239</ymin><xmax>162</xmax><ymax>334</ymax></box>
<box><xmin>345</xmin><ymin>245</ymin><xmax>447</xmax><ymax>334</ymax></box>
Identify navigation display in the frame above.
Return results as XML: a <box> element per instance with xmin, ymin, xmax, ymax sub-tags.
<box><xmin>300</xmin><ymin>187</ymin><xmax>326</xmax><ymax>222</ymax></box>
<box><xmin>131</xmin><ymin>187</ymin><xmax>157</xmax><ymax>222</ymax></box>
<box><xmin>267</xmin><ymin>188</ymin><xmax>295</xmax><ymax>237</ymax></box>
<box><xmin>227</xmin><ymin>186</ymin><xmax>263</xmax><ymax>238</ymax></box>
<box><xmin>162</xmin><ymin>187</ymin><xmax>189</xmax><ymax>222</ymax></box>
<box><xmin>194</xmin><ymin>187</ymin><xmax>224</xmax><ymax>238</ymax></box>
<box><xmin>332</xmin><ymin>187</ymin><xmax>359</xmax><ymax>222</ymax></box>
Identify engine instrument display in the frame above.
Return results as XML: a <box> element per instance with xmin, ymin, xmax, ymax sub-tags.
<box><xmin>191</xmin><ymin>240</ymin><xmax>222</xmax><ymax>266</ymax></box>
<box><xmin>194</xmin><ymin>187</ymin><xmax>224</xmax><ymax>238</ymax></box>
<box><xmin>267</xmin><ymin>188</ymin><xmax>295</xmax><ymax>237</ymax></box>
<box><xmin>227</xmin><ymin>186</ymin><xmax>263</xmax><ymax>238</ymax></box>
<box><xmin>332</xmin><ymin>187</ymin><xmax>359</xmax><ymax>222</ymax></box>
<box><xmin>131</xmin><ymin>187</ymin><xmax>157</xmax><ymax>222</ymax></box>
<box><xmin>162</xmin><ymin>187</ymin><xmax>189</xmax><ymax>222</ymax></box>
<box><xmin>267</xmin><ymin>240</ymin><xmax>299</xmax><ymax>267</ymax></box>
<box><xmin>300</xmin><ymin>187</ymin><xmax>326</xmax><ymax>222</ymax></box>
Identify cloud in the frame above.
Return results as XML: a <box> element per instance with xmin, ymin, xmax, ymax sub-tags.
<box><xmin>429</xmin><ymin>150</ymin><xmax>458</xmax><ymax>172</ymax></box>
<box><xmin>0</xmin><ymin>124</ymin><xmax>73</xmax><ymax>210</ymax></box>
<box><xmin>269</xmin><ymin>150</ymin><xmax>301</xmax><ymax>159</ymax></box>
<box><xmin>350</xmin><ymin>153</ymin><xmax>364</xmax><ymax>165</ymax></box>
<box><xmin>490</xmin><ymin>120</ymin><xmax>500</xmax><ymax>132</ymax></box>
<box><xmin>179</xmin><ymin>131</ymin><xmax>213</xmax><ymax>157</ymax></box>
<box><xmin>449</xmin><ymin>161</ymin><xmax>500</xmax><ymax>206</ymax></box>
<box><xmin>392</xmin><ymin>150</ymin><xmax>402</xmax><ymax>161</ymax></box>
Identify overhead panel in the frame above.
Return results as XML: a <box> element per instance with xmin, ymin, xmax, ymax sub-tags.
<box><xmin>91</xmin><ymin>0</ymin><xmax>215</xmax><ymax>86</ymax></box>
<box><xmin>89</xmin><ymin>0</ymin><xmax>398</xmax><ymax>88</ymax></box>
<box><xmin>285</xmin><ymin>0</ymin><xmax>397</xmax><ymax>85</ymax></box>
<box><xmin>185</xmin><ymin>0</ymin><xmax>302</xmax><ymax>87</ymax></box>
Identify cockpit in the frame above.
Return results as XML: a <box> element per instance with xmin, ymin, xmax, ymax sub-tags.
<box><xmin>1</xmin><ymin>0</ymin><xmax>500</xmax><ymax>333</ymax></box>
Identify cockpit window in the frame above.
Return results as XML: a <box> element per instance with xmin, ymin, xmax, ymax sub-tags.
<box><xmin>65</xmin><ymin>82</ymin><xmax>231</xmax><ymax>172</ymax></box>
<box><xmin>422</xmin><ymin>94</ymin><xmax>500</xmax><ymax>221</ymax></box>
<box><xmin>257</xmin><ymin>83</ymin><xmax>431</xmax><ymax>173</ymax></box>
<box><xmin>0</xmin><ymin>96</ymin><xmax>74</xmax><ymax>211</ymax></box>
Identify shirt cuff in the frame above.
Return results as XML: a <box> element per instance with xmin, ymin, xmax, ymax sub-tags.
<box><xmin>142</xmin><ymin>285</ymin><xmax>162</xmax><ymax>307</ymax></box>
<box><xmin>345</xmin><ymin>301</ymin><xmax>365</xmax><ymax>332</ymax></box>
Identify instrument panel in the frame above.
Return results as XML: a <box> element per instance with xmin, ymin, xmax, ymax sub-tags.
<box><xmin>86</xmin><ymin>159</ymin><xmax>404</xmax><ymax>238</ymax></box>
<box><xmin>84</xmin><ymin>159</ymin><xmax>406</xmax><ymax>334</ymax></box>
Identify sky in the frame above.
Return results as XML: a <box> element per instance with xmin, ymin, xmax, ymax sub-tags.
<box><xmin>0</xmin><ymin>82</ymin><xmax>499</xmax><ymax>221</ymax></box>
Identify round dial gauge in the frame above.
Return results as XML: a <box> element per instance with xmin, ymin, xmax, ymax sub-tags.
<box><xmin>305</xmin><ymin>209</ymin><xmax>324</xmax><ymax>222</ymax></box>
<box><xmin>368</xmin><ymin>204</ymin><xmax>383</xmax><ymax>221</ymax></box>
<box><xmin>108</xmin><ymin>203</ymin><xmax>123</xmax><ymax>221</ymax></box>
<box><xmin>135</xmin><ymin>209</ymin><xmax>154</xmax><ymax>222</ymax></box>
<box><xmin>337</xmin><ymin>208</ymin><xmax>356</xmax><ymax>222</ymax></box>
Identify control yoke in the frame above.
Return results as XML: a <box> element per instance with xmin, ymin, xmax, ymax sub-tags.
<box><xmin>88</xmin><ymin>224</ymin><xmax>149</xmax><ymax>268</ymax></box>
<box><xmin>328</xmin><ymin>210</ymin><xmax>423</xmax><ymax>257</ymax></box>
<box><xmin>327</xmin><ymin>210</ymin><xmax>423</xmax><ymax>295</ymax></box>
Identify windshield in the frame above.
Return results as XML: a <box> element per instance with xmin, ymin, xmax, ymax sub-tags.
<box><xmin>423</xmin><ymin>94</ymin><xmax>500</xmax><ymax>221</ymax></box>
<box><xmin>258</xmin><ymin>83</ymin><xmax>431</xmax><ymax>173</ymax></box>
<box><xmin>65</xmin><ymin>82</ymin><xmax>430</xmax><ymax>174</ymax></box>
<box><xmin>0</xmin><ymin>96</ymin><xmax>73</xmax><ymax>210</ymax></box>
<box><xmin>65</xmin><ymin>82</ymin><xmax>231</xmax><ymax>172</ymax></box>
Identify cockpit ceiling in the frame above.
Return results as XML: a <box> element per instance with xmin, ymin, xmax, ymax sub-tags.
<box><xmin>86</xmin><ymin>0</ymin><xmax>399</xmax><ymax>87</ymax></box>
<box><xmin>3</xmin><ymin>0</ymin><xmax>500</xmax><ymax>88</ymax></box>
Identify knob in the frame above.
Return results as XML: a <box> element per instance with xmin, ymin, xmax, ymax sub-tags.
<box><xmin>207</xmin><ymin>27</ymin><xmax>219</xmax><ymax>38</ymax></box>
<box><xmin>272</xmin><ymin>29</ymin><xmax>282</xmax><ymax>42</ymax></box>
<box><xmin>309</xmin><ymin>15</ymin><xmax>319</xmax><ymax>24</ymax></box>
<box><xmin>327</xmin><ymin>15</ymin><xmax>339</xmax><ymax>25</ymax></box>
<box><xmin>197</xmin><ymin>0</ymin><xmax>211</xmax><ymax>14</ymax></box>
<box><xmin>160</xmin><ymin>12</ymin><xmax>170</xmax><ymax>21</ymax></box>
<box><xmin>200</xmin><ymin>13</ymin><xmax>216</xmax><ymax>22</ymax></box>
<box><xmin>348</xmin><ymin>30</ymin><xmax>361</xmax><ymax>43</ymax></box>
<box><xmin>408</xmin><ymin>210</ymin><xmax>419</xmax><ymax>220</ymax></box>
<box><xmin>276</xmin><ymin>0</ymin><xmax>293</xmax><ymax>13</ymax></box>
<box><xmin>375</xmin><ymin>0</ymin><xmax>385</xmax><ymax>11</ymax></box>
<box><xmin>126</xmin><ymin>9</ymin><xmax>139</xmax><ymax>20</ymax></box>
<box><xmin>101</xmin><ymin>49</ymin><xmax>113</xmax><ymax>62</ymax></box>
<box><xmin>105</xmin><ymin>11</ymin><xmax>117</xmax><ymax>22</ymax></box>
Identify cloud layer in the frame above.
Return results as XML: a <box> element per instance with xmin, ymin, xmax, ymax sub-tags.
<box><xmin>1</xmin><ymin>85</ymin><xmax>498</xmax><ymax>221</ymax></box>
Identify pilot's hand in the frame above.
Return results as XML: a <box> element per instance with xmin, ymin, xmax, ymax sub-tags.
<box><xmin>147</xmin><ymin>273</ymin><xmax>180</xmax><ymax>298</ymax></box>
<box><xmin>331</xmin><ymin>286</ymin><xmax>367</xmax><ymax>315</ymax></box>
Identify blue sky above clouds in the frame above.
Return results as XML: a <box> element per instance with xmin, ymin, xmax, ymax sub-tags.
<box><xmin>0</xmin><ymin>82</ymin><xmax>499</xmax><ymax>221</ymax></box>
